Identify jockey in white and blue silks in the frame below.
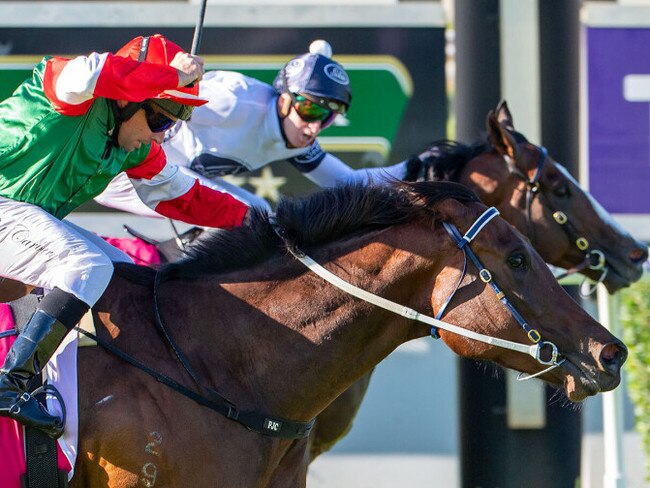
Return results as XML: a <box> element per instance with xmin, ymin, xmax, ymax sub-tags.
<box><xmin>95</xmin><ymin>40</ymin><xmax>410</xmax><ymax>217</ymax></box>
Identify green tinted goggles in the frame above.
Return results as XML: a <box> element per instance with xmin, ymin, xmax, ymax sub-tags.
<box><xmin>292</xmin><ymin>95</ymin><xmax>338</xmax><ymax>128</ymax></box>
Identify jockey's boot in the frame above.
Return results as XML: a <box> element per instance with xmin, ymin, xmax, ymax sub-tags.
<box><xmin>0</xmin><ymin>309</ymin><xmax>69</xmax><ymax>438</ymax></box>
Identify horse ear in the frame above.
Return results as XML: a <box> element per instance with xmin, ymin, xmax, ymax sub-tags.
<box><xmin>486</xmin><ymin>111</ymin><xmax>519</xmax><ymax>161</ymax></box>
<box><xmin>496</xmin><ymin>99</ymin><xmax>515</xmax><ymax>130</ymax></box>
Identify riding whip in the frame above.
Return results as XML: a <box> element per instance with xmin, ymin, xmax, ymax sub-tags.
<box><xmin>191</xmin><ymin>0</ymin><xmax>208</xmax><ymax>55</ymax></box>
<box><xmin>168</xmin><ymin>0</ymin><xmax>208</xmax><ymax>246</ymax></box>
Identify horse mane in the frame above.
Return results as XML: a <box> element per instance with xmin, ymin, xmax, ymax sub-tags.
<box><xmin>162</xmin><ymin>180</ymin><xmax>480</xmax><ymax>279</ymax></box>
<box><xmin>405</xmin><ymin>140</ymin><xmax>489</xmax><ymax>182</ymax></box>
<box><xmin>404</xmin><ymin>130</ymin><xmax>530</xmax><ymax>182</ymax></box>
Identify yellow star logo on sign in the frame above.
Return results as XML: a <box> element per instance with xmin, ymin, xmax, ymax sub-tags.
<box><xmin>222</xmin><ymin>174</ymin><xmax>247</xmax><ymax>188</ymax></box>
<box><xmin>248</xmin><ymin>167</ymin><xmax>288</xmax><ymax>202</ymax></box>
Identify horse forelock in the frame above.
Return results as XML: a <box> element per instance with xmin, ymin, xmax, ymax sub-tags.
<box><xmin>162</xmin><ymin>181</ymin><xmax>480</xmax><ymax>279</ymax></box>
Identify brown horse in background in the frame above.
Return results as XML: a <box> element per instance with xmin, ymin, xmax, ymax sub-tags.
<box><xmin>407</xmin><ymin>100</ymin><xmax>647</xmax><ymax>292</ymax></box>
<box><xmin>71</xmin><ymin>181</ymin><xmax>625</xmax><ymax>487</ymax></box>
<box><xmin>308</xmin><ymin>100</ymin><xmax>648</xmax><ymax>460</ymax></box>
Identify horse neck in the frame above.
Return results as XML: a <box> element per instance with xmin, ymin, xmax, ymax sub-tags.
<box><xmin>183</xmin><ymin>224</ymin><xmax>445</xmax><ymax>421</ymax></box>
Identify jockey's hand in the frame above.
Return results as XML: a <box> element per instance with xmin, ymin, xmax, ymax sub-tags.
<box><xmin>171</xmin><ymin>52</ymin><xmax>204</xmax><ymax>87</ymax></box>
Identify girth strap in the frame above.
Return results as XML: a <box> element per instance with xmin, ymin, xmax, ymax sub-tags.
<box><xmin>22</xmin><ymin>425</ymin><xmax>68</xmax><ymax>488</ymax></box>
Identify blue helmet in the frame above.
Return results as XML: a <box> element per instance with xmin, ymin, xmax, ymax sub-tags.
<box><xmin>273</xmin><ymin>50</ymin><xmax>352</xmax><ymax>114</ymax></box>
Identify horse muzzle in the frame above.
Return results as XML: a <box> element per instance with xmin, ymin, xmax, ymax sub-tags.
<box><xmin>599</xmin><ymin>241</ymin><xmax>648</xmax><ymax>293</ymax></box>
<box><xmin>560</xmin><ymin>340</ymin><xmax>627</xmax><ymax>402</ymax></box>
<box><xmin>597</xmin><ymin>340</ymin><xmax>628</xmax><ymax>378</ymax></box>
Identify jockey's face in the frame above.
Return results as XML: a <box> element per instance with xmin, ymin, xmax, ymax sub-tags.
<box><xmin>278</xmin><ymin>93</ymin><xmax>323</xmax><ymax>148</ymax></box>
<box><xmin>116</xmin><ymin>101</ymin><xmax>176</xmax><ymax>152</ymax></box>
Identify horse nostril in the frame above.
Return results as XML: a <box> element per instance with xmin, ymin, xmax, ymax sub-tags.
<box><xmin>599</xmin><ymin>341</ymin><xmax>628</xmax><ymax>374</ymax></box>
<box><xmin>629</xmin><ymin>245</ymin><xmax>649</xmax><ymax>264</ymax></box>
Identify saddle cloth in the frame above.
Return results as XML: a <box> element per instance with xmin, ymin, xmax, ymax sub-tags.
<box><xmin>0</xmin><ymin>236</ymin><xmax>161</xmax><ymax>486</ymax></box>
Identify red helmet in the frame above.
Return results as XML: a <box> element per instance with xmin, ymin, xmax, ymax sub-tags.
<box><xmin>116</xmin><ymin>34</ymin><xmax>207</xmax><ymax>109</ymax></box>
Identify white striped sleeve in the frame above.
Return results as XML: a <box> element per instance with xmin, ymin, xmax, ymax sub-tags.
<box><xmin>129</xmin><ymin>163</ymin><xmax>196</xmax><ymax>211</ymax></box>
<box><xmin>54</xmin><ymin>52</ymin><xmax>109</xmax><ymax>105</ymax></box>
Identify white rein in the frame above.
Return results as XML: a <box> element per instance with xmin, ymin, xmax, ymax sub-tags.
<box><xmin>270</xmin><ymin>207</ymin><xmax>564</xmax><ymax>381</ymax></box>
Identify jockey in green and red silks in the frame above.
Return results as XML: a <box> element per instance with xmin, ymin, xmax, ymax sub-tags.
<box><xmin>0</xmin><ymin>34</ymin><xmax>251</xmax><ymax>439</ymax></box>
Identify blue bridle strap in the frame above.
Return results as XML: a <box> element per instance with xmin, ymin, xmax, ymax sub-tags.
<box><xmin>456</xmin><ymin>206</ymin><xmax>501</xmax><ymax>249</ymax></box>
<box><xmin>437</xmin><ymin>206</ymin><xmax>542</xmax><ymax>345</ymax></box>
<box><xmin>433</xmin><ymin>207</ymin><xmax>501</xmax><ymax>333</ymax></box>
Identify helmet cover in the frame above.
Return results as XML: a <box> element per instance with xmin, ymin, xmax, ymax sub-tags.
<box><xmin>116</xmin><ymin>34</ymin><xmax>207</xmax><ymax>109</ymax></box>
<box><xmin>273</xmin><ymin>53</ymin><xmax>352</xmax><ymax>112</ymax></box>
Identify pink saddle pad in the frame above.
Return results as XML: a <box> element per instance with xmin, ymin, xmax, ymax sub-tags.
<box><xmin>103</xmin><ymin>236</ymin><xmax>161</xmax><ymax>266</ymax></box>
<box><xmin>0</xmin><ymin>303</ymin><xmax>72</xmax><ymax>487</ymax></box>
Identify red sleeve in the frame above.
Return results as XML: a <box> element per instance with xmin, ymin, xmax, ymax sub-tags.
<box><xmin>42</xmin><ymin>57</ymin><xmax>94</xmax><ymax>115</ymax></box>
<box><xmin>125</xmin><ymin>143</ymin><xmax>167</xmax><ymax>179</ymax></box>
<box><xmin>126</xmin><ymin>144</ymin><xmax>249</xmax><ymax>229</ymax></box>
<box><xmin>154</xmin><ymin>181</ymin><xmax>249</xmax><ymax>229</ymax></box>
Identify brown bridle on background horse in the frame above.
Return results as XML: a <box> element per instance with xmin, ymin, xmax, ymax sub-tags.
<box><xmin>490</xmin><ymin>143</ymin><xmax>608</xmax><ymax>295</ymax></box>
<box><xmin>405</xmin><ymin>100</ymin><xmax>646</xmax><ymax>294</ymax></box>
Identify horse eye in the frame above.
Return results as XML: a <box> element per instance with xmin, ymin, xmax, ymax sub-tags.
<box><xmin>553</xmin><ymin>184</ymin><xmax>570</xmax><ymax>198</ymax></box>
<box><xmin>507</xmin><ymin>253</ymin><xmax>527</xmax><ymax>270</ymax></box>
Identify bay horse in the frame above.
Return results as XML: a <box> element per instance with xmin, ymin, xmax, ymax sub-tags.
<box><xmin>405</xmin><ymin>100</ymin><xmax>647</xmax><ymax>293</ymax></box>
<box><xmin>71</xmin><ymin>181</ymin><xmax>625</xmax><ymax>487</ymax></box>
<box><xmin>309</xmin><ymin>100</ymin><xmax>648</xmax><ymax>460</ymax></box>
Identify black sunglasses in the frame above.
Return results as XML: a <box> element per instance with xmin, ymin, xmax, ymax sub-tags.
<box><xmin>142</xmin><ymin>103</ymin><xmax>175</xmax><ymax>133</ymax></box>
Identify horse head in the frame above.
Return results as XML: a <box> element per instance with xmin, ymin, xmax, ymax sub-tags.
<box><xmin>414</xmin><ymin>185</ymin><xmax>626</xmax><ymax>402</ymax></box>
<box><xmin>253</xmin><ymin>181</ymin><xmax>625</xmax><ymax>405</ymax></box>
<box><xmin>406</xmin><ymin>100</ymin><xmax>648</xmax><ymax>294</ymax></box>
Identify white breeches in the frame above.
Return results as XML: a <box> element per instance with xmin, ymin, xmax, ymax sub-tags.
<box><xmin>0</xmin><ymin>197</ymin><xmax>132</xmax><ymax>306</ymax></box>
